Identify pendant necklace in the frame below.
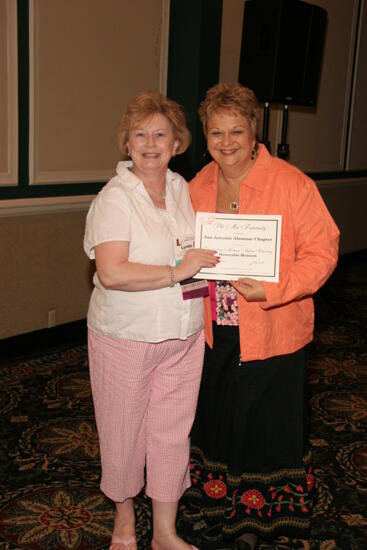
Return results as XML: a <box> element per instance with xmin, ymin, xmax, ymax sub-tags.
<box><xmin>219</xmin><ymin>172</ymin><xmax>240</xmax><ymax>212</ymax></box>
<box><xmin>221</xmin><ymin>154</ymin><xmax>256</xmax><ymax>212</ymax></box>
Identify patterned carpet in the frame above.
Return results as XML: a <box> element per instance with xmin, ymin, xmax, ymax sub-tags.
<box><xmin>0</xmin><ymin>250</ymin><xmax>366</xmax><ymax>550</ymax></box>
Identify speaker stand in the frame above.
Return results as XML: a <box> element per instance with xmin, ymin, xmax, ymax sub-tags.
<box><xmin>277</xmin><ymin>104</ymin><xmax>290</xmax><ymax>160</ymax></box>
<box><xmin>261</xmin><ymin>102</ymin><xmax>271</xmax><ymax>152</ymax></box>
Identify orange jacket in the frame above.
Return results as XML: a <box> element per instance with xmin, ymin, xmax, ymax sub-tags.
<box><xmin>190</xmin><ymin>144</ymin><xmax>340</xmax><ymax>361</ymax></box>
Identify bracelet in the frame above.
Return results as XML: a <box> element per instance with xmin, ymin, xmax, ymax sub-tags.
<box><xmin>168</xmin><ymin>267</ymin><xmax>175</xmax><ymax>287</ymax></box>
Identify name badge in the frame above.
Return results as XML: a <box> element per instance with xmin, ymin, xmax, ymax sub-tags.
<box><xmin>175</xmin><ymin>234</ymin><xmax>209</xmax><ymax>300</ymax></box>
<box><xmin>175</xmin><ymin>234</ymin><xmax>195</xmax><ymax>262</ymax></box>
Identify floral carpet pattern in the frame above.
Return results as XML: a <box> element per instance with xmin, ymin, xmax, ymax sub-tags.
<box><xmin>0</xmin><ymin>251</ymin><xmax>366</xmax><ymax>549</ymax></box>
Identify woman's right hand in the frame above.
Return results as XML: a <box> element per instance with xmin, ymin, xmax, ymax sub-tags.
<box><xmin>174</xmin><ymin>248</ymin><xmax>218</xmax><ymax>281</ymax></box>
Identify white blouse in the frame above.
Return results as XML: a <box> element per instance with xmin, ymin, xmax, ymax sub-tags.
<box><xmin>84</xmin><ymin>161</ymin><xmax>204</xmax><ymax>343</ymax></box>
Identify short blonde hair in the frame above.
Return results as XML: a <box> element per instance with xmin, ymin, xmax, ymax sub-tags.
<box><xmin>199</xmin><ymin>82</ymin><xmax>260</xmax><ymax>137</ymax></box>
<box><xmin>118</xmin><ymin>90</ymin><xmax>191</xmax><ymax>156</ymax></box>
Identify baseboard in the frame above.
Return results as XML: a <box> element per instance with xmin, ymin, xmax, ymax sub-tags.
<box><xmin>0</xmin><ymin>319</ymin><xmax>87</xmax><ymax>362</ymax></box>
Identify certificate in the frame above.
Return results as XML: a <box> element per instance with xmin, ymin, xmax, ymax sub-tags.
<box><xmin>194</xmin><ymin>212</ymin><xmax>282</xmax><ymax>282</ymax></box>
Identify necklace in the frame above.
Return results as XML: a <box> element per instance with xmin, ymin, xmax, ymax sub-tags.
<box><xmin>218</xmin><ymin>172</ymin><xmax>240</xmax><ymax>211</ymax></box>
<box><xmin>219</xmin><ymin>156</ymin><xmax>256</xmax><ymax>212</ymax></box>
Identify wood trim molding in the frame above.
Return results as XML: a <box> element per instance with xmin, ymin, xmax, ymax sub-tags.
<box><xmin>159</xmin><ymin>0</ymin><xmax>170</xmax><ymax>95</ymax></box>
<box><xmin>0</xmin><ymin>194</ymin><xmax>95</xmax><ymax>217</ymax></box>
<box><xmin>0</xmin><ymin>0</ymin><xmax>18</xmax><ymax>186</ymax></box>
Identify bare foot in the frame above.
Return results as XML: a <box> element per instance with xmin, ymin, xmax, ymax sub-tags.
<box><xmin>111</xmin><ymin>500</ymin><xmax>137</xmax><ymax>550</ymax></box>
<box><xmin>151</xmin><ymin>532</ymin><xmax>197</xmax><ymax>550</ymax></box>
<box><xmin>110</xmin><ymin>535</ymin><xmax>137</xmax><ymax>550</ymax></box>
<box><xmin>111</xmin><ymin>530</ymin><xmax>137</xmax><ymax>550</ymax></box>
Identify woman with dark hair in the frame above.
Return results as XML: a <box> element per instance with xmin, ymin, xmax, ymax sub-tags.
<box><xmin>186</xmin><ymin>82</ymin><xmax>340</xmax><ymax>549</ymax></box>
<box><xmin>84</xmin><ymin>90</ymin><xmax>218</xmax><ymax>550</ymax></box>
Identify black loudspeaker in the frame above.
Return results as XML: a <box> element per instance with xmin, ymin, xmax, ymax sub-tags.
<box><xmin>238</xmin><ymin>0</ymin><xmax>327</xmax><ymax>106</ymax></box>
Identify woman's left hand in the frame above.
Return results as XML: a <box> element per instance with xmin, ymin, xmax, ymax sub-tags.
<box><xmin>230</xmin><ymin>278</ymin><xmax>266</xmax><ymax>302</ymax></box>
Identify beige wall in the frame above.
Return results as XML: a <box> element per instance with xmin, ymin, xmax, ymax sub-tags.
<box><xmin>0</xmin><ymin>1</ymin><xmax>8</xmax><ymax>174</ymax></box>
<box><xmin>347</xmin><ymin>0</ymin><xmax>367</xmax><ymax>169</ymax></box>
<box><xmin>318</xmin><ymin>179</ymin><xmax>367</xmax><ymax>255</ymax></box>
<box><xmin>29</xmin><ymin>0</ymin><xmax>168</xmax><ymax>184</ymax></box>
<box><xmin>0</xmin><ymin>207</ymin><xmax>92</xmax><ymax>339</ymax></box>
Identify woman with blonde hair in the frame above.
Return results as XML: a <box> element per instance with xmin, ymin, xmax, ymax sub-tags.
<box><xmin>84</xmin><ymin>90</ymin><xmax>217</xmax><ymax>550</ymax></box>
<box><xmin>186</xmin><ymin>82</ymin><xmax>339</xmax><ymax>549</ymax></box>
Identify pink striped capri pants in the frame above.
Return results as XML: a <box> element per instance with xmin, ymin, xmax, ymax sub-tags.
<box><xmin>88</xmin><ymin>328</ymin><xmax>205</xmax><ymax>503</ymax></box>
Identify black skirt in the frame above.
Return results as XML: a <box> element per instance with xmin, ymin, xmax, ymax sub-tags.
<box><xmin>186</xmin><ymin>323</ymin><xmax>313</xmax><ymax>542</ymax></box>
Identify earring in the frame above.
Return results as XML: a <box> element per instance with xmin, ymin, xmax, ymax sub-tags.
<box><xmin>251</xmin><ymin>147</ymin><xmax>256</xmax><ymax>160</ymax></box>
